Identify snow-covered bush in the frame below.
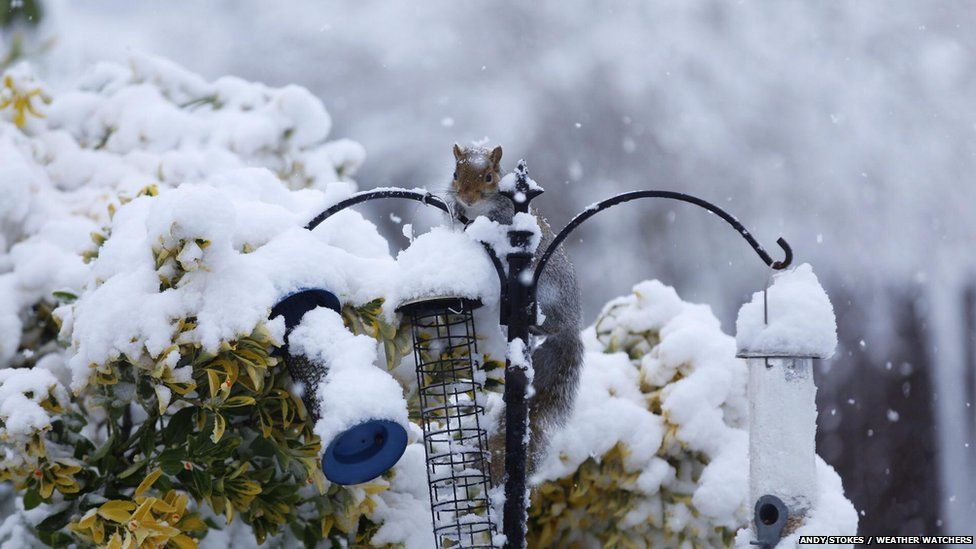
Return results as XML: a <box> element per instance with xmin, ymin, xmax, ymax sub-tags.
<box><xmin>0</xmin><ymin>54</ymin><xmax>404</xmax><ymax>548</ymax></box>
<box><xmin>528</xmin><ymin>281</ymin><xmax>749</xmax><ymax>547</ymax></box>
<box><xmin>529</xmin><ymin>280</ymin><xmax>857</xmax><ymax>548</ymax></box>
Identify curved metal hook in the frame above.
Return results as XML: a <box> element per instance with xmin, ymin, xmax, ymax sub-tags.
<box><xmin>305</xmin><ymin>189</ymin><xmax>469</xmax><ymax>230</ymax></box>
<box><xmin>771</xmin><ymin>237</ymin><xmax>792</xmax><ymax>270</ymax></box>
<box><xmin>533</xmin><ymin>190</ymin><xmax>793</xmax><ymax>290</ymax></box>
<box><xmin>304</xmin><ymin>188</ymin><xmax>507</xmax><ymax>292</ymax></box>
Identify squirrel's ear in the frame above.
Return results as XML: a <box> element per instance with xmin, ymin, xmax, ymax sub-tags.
<box><xmin>453</xmin><ymin>144</ymin><xmax>463</xmax><ymax>160</ymax></box>
<box><xmin>490</xmin><ymin>146</ymin><xmax>503</xmax><ymax>167</ymax></box>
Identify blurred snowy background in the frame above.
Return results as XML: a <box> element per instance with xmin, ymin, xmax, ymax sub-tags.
<box><xmin>8</xmin><ymin>0</ymin><xmax>976</xmax><ymax>537</ymax></box>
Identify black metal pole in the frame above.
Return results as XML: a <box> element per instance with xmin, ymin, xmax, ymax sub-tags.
<box><xmin>499</xmin><ymin>162</ymin><xmax>542</xmax><ymax>549</ymax></box>
<box><xmin>502</xmin><ymin>249</ymin><xmax>531</xmax><ymax>548</ymax></box>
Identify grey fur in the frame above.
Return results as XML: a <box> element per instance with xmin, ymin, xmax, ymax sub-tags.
<box><xmin>446</xmin><ymin>147</ymin><xmax>584</xmax><ymax>484</ymax></box>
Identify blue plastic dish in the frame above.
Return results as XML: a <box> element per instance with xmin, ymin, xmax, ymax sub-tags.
<box><xmin>323</xmin><ymin>419</ymin><xmax>408</xmax><ymax>485</ymax></box>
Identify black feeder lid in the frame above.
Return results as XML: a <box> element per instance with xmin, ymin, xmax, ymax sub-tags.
<box><xmin>395</xmin><ymin>295</ymin><xmax>483</xmax><ymax>315</ymax></box>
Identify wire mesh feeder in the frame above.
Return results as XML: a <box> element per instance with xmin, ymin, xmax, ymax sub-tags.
<box><xmin>397</xmin><ymin>296</ymin><xmax>497</xmax><ymax>548</ymax></box>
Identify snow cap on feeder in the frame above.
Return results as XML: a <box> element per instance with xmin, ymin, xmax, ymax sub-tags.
<box><xmin>735</xmin><ymin>263</ymin><xmax>837</xmax><ymax>536</ymax></box>
<box><xmin>270</xmin><ymin>289</ymin><xmax>409</xmax><ymax>486</ymax></box>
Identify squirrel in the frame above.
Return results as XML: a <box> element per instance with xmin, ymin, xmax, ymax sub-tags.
<box><xmin>445</xmin><ymin>143</ymin><xmax>584</xmax><ymax>484</ymax></box>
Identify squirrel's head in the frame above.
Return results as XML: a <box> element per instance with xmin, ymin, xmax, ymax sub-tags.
<box><xmin>450</xmin><ymin>143</ymin><xmax>503</xmax><ymax>207</ymax></box>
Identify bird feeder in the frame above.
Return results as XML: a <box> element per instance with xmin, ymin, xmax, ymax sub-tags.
<box><xmin>396</xmin><ymin>296</ymin><xmax>497</xmax><ymax>548</ymax></box>
<box><xmin>271</xmin><ymin>288</ymin><xmax>408</xmax><ymax>485</ymax></box>
<box><xmin>737</xmin><ymin>349</ymin><xmax>819</xmax><ymax>541</ymax></box>
<box><xmin>736</xmin><ymin>271</ymin><xmax>831</xmax><ymax>545</ymax></box>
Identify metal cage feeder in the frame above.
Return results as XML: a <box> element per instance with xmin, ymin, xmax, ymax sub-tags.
<box><xmin>397</xmin><ymin>296</ymin><xmax>497</xmax><ymax>548</ymax></box>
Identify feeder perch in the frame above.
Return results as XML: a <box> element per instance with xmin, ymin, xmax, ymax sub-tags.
<box><xmin>271</xmin><ymin>288</ymin><xmax>408</xmax><ymax>485</ymax></box>
<box><xmin>750</xmin><ymin>494</ymin><xmax>789</xmax><ymax>549</ymax></box>
<box><xmin>738</xmin><ymin>330</ymin><xmax>822</xmax><ymax>541</ymax></box>
<box><xmin>397</xmin><ymin>296</ymin><xmax>497</xmax><ymax>548</ymax></box>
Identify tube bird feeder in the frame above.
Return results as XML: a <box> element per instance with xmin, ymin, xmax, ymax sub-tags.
<box><xmin>737</xmin><ymin>349</ymin><xmax>820</xmax><ymax>537</ymax></box>
<box><xmin>271</xmin><ymin>288</ymin><xmax>409</xmax><ymax>485</ymax></box>
<box><xmin>396</xmin><ymin>296</ymin><xmax>496</xmax><ymax>549</ymax></box>
<box><xmin>735</xmin><ymin>264</ymin><xmax>836</xmax><ymax>545</ymax></box>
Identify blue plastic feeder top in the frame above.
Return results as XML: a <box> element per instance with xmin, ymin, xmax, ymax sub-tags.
<box><xmin>323</xmin><ymin>419</ymin><xmax>408</xmax><ymax>485</ymax></box>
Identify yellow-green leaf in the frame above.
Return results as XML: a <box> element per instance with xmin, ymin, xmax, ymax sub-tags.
<box><xmin>135</xmin><ymin>469</ymin><xmax>162</xmax><ymax>497</ymax></box>
<box><xmin>211</xmin><ymin>413</ymin><xmax>226</xmax><ymax>443</ymax></box>
<box><xmin>97</xmin><ymin>500</ymin><xmax>136</xmax><ymax>523</ymax></box>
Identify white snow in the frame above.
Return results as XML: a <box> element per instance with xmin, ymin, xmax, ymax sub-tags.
<box><xmin>0</xmin><ymin>368</ymin><xmax>69</xmax><ymax>472</ymax></box>
<box><xmin>736</xmin><ymin>264</ymin><xmax>838</xmax><ymax>359</ymax></box>
<box><xmin>0</xmin><ymin>368</ymin><xmax>66</xmax><ymax>442</ymax></box>
<box><xmin>367</xmin><ymin>439</ymin><xmax>433</xmax><ymax>548</ymax></box>
<box><xmin>464</xmin><ymin>211</ymin><xmax>541</xmax><ymax>258</ymax></box>
<box><xmin>497</xmin><ymin>170</ymin><xmax>542</xmax><ymax>193</ymax></box>
<box><xmin>394</xmin><ymin>226</ymin><xmax>500</xmax><ymax>307</ymax></box>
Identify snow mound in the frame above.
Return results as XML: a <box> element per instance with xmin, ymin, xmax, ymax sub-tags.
<box><xmin>395</xmin><ymin>226</ymin><xmax>500</xmax><ymax>307</ymax></box>
<box><xmin>0</xmin><ymin>368</ymin><xmax>65</xmax><ymax>443</ymax></box>
<box><xmin>736</xmin><ymin>264</ymin><xmax>837</xmax><ymax>358</ymax></box>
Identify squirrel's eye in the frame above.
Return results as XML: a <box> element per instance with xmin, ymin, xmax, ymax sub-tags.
<box><xmin>453</xmin><ymin>171</ymin><xmax>458</xmax><ymax>180</ymax></box>
<box><xmin>485</xmin><ymin>173</ymin><xmax>492</xmax><ymax>182</ymax></box>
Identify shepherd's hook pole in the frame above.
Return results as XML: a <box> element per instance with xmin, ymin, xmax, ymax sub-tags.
<box><xmin>499</xmin><ymin>161</ymin><xmax>541</xmax><ymax>549</ymax></box>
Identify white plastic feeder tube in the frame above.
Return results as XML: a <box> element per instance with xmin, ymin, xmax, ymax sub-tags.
<box><xmin>745</xmin><ymin>354</ymin><xmax>819</xmax><ymax>518</ymax></box>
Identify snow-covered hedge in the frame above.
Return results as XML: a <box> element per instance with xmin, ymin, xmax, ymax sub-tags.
<box><xmin>0</xmin><ymin>54</ymin><xmax>855</xmax><ymax>548</ymax></box>
<box><xmin>530</xmin><ymin>280</ymin><xmax>857</xmax><ymax>548</ymax></box>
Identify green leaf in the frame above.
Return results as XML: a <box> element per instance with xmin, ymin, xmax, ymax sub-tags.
<box><xmin>36</xmin><ymin>530</ymin><xmax>73</xmax><ymax>548</ymax></box>
<box><xmin>249</xmin><ymin>435</ymin><xmax>275</xmax><ymax>458</ymax></box>
<box><xmin>383</xmin><ymin>339</ymin><xmax>397</xmax><ymax>370</ymax></box>
<box><xmin>158</xmin><ymin>447</ymin><xmax>186</xmax><ymax>476</ymax></box>
<box><xmin>192</xmin><ymin>468</ymin><xmax>212</xmax><ymax>498</ymax></box>
<box><xmin>154</xmin><ymin>474</ymin><xmax>173</xmax><ymax>493</ymax></box>
<box><xmin>118</xmin><ymin>459</ymin><xmax>148</xmax><ymax>479</ymax></box>
<box><xmin>139</xmin><ymin>421</ymin><xmax>157</xmax><ymax>458</ymax></box>
<box><xmin>210</xmin><ymin>413</ymin><xmax>225</xmax><ymax>443</ymax></box>
<box><xmin>23</xmin><ymin>487</ymin><xmax>41</xmax><ymax>510</ymax></box>
<box><xmin>51</xmin><ymin>290</ymin><xmax>78</xmax><ymax>303</ymax></box>
<box><xmin>35</xmin><ymin>507</ymin><xmax>73</xmax><ymax>532</ymax></box>
<box><xmin>163</xmin><ymin>407</ymin><xmax>196</xmax><ymax>446</ymax></box>
<box><xmin>377</xmin><ymin>318</ymin><xmax>396</xmax><ymax>340</ymax></box>
<box><xmin>90</xmin><ymin>433</ymin><xmax>116</xmax><ymax>463</ymax></box>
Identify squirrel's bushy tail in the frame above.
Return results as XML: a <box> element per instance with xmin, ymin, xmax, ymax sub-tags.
<box><xmin>488</xmin><ymin>328</ymin><xmax>585</xmax><ymax>485</ymax></box>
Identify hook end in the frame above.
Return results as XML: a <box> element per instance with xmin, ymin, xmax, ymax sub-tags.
<box><xmin>770</xmin><ymin>237</ymin><xmax>793</xmax><ymax>270</ymax></box>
